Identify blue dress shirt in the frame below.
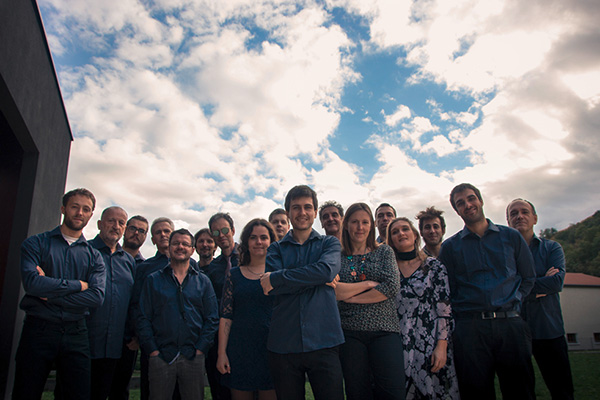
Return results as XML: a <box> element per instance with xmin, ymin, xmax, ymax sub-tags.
<box><xmin>137</xmin><ymin>264</ymin><xmax>219</xmax><ymax>363</ymax></box>
<box><xmin>522</xmin><ymin>236</ymin><xmax>566</xmax><ymax>339</ymax></box>
<box><xmin>265</xmin><ymin>229</ymin><xmax>344</xmax><ymax>354</ymax></box>
<box><xmin>439</xmin><ymin>220</ymin><xmax>535</xmax><ymax>315</ymax></box>
<box><xmin>20</xmin><ymin>226</ymin><xmax>106</xmax><ymax>322</ymax></box>
<box><xmin>87</xmin><ymin>235</ymin><xmax>135</xmax><ymax>359</ymax></box>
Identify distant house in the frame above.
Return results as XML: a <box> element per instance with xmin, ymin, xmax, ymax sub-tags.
<box><xmin>561</xmin><ymin>273</ymin><xmax>600</xmax><ymax>351</ymax></box>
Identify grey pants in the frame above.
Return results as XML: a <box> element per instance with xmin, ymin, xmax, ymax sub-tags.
<box><xmin>149</xmin><ymin>354</ymin><xmax>205</xmax><ymax>400</ymax></box>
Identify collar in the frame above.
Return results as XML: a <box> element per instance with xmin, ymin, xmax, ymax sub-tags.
<box><xmin>91</xmin><ymin>234</ymin><xmax>125</xmax><ymax>254</ymax></box>
<box><xmin>460</xmin><ymin>218</ymin><xmax>498</xmax><ymax>239</ymax></box>
<box><xmin>50</xmin><ymin>226</ymin><xmax>88</xmax><ymax>245</ymax></box>
<box><xmin>164</xmin><ymin>262</ymin><xmax>198</xmax><ymax>276</ymax></box>
<box><xmin>280</xmin><ymin>229</ymin><xmax>321</xmax><ymax>245</ymax></box>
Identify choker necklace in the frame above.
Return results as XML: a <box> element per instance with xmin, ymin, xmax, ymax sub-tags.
<box><xmin>244</xmin><ymin>266</ymin><xmax>263</xmax><ymax>276</ymax></box>
<box><xmin>395</xmin><ymin>248</ymin><xmax>417</xmax><ymax>261</ymax></box>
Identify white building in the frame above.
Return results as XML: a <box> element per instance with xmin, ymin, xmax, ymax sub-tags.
<box><xmin>561</xmin><ymin>273</ymin><xmax>600</xmax><ymax>351</ymax></box>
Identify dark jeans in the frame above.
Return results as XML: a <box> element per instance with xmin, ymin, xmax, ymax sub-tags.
<box><xmin>268</xmin><ymin>346</ymin><xmax>344</xmax><ymax>400</ymax></box>
<box><xmin>453</xmin><ymin>316</ymin><xmax>535</xmax><ymax>400</ymax></box>
<box><xmin>533</xmin><ymin>336</ymin><xmax>574</xmax><ymax>400</ymax></box>
<box><xmin>91</xmin><ymin>358</ymin><xmax>120</xmax><ymax>400</ymax></box>
<box><xmin>108</xmin><ymin>344</ymin><xmax>138</xmax><ymax>400</ymax></box>
<box><xmin>339</xmin><ymin>330</ymin><xmax>405</xmax><ymax>400</ymax></box>
<box><xmin>205</xmin><ymin>338</ymin><xmax>231</xmax><ymax>400</ymax></box>
<box><xmin>13</xmin><ymin>316</ymin><xmax>91</xmax><ymax>400</ymax></box>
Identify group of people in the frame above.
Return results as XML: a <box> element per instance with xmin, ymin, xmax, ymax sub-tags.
<box><xmin>13</xmin><ymin>183</ymin><xmax>574</xmax><ymax>400</ymax></box>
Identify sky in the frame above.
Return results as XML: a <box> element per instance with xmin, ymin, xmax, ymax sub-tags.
<box><xmin>38</xmin><ymin>0</ymin><xmax>600</xmax><ymax>256</ymax></box>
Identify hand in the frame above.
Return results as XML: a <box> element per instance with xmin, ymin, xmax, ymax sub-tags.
<box><xmin>36</xmin><ymin>266</ymin><xmax>45</xmax><ymax>276</ymax></box>
<box><xmin>536</xmin><ymin>294</ymin><xmax>547</xmax><ymax>298</ymax></box>
<box><xmin>431</xmin><ymin>340</ymin><xmax>448</xmax><ymax>373</ymax></box>
<box><xmin>80</xmin><ymin>281</ymin><xmax>89</xmax><ymax>291</ymax></box>
<box><xmin>149</xmin><ymin>350</ymin><xmax>159</xmax><ymax>357</ymax></box>
<box><xmin>260</xmin><ymin>272</ymin><xmax>273</xmax><ymax>295</ymax></box>
<box><xmin>126</xmin><ymin>338</ymin><xmax>139</xmax><ymax>351</ymax></box>
<box><xmin>326</xmin><ymin>274</ymin><xmax>340</xmax><ymax>289</ymax></box>
<box><xmin>196</xmin><ymin>349</ymin><xmax>204</xmax><ymax>356</ymax></box>
<box><xmin>217</xmin><ymin>353</ymin><xmax>231</xmax><ymax>374</ymax></box>
<box><xmin>545</xmin><ymin>267</ymin><xmax>559</xmax><ymax>277</ymax></box>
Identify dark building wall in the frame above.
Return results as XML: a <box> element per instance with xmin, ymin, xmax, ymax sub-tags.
<box><xmin>0</xmin><ymin>0</ymin><xmax>72</xmax><ymax>397</ymax></box>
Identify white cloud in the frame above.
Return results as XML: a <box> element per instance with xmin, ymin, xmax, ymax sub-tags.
<box><xmin>383</xmin><ymin>104</ymin><xmax>411</xmax><ymax>126</ymax></box>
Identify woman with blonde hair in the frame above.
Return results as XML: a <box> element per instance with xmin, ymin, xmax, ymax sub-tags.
<box><xmin>387</xmin><ymin>217</ymin><xmax>459</xmax><ymax>399</ymax></box>
<box><xmin>334</xmin><ymin>203</ymin><xmax>404</xmax><ymax>400</ymax></box>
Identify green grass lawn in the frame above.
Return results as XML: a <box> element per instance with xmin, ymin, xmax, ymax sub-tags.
<box><xmin>43</xmin><ymin>351</ymin><xmax>598</xmax><ymax>399</ymax></box>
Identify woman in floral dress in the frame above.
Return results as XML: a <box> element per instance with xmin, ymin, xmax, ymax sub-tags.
<box><xmin>387</xmin><ymin>217</ymin><xmax>460</xmax><ymax>400</ymax></box>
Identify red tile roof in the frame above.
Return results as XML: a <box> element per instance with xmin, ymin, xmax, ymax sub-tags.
<box><xmin>564</xmin><ymin>272</ymin><xmax>600</xmax><ymax>287</ymax></box>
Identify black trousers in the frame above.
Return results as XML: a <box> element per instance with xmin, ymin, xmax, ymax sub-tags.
<box><xmin>205</xmin><ymin>339</ymin><xmax>231</xmax><ymax>400</ymax></box>
<box><xmin>108</xmin><ymin>344</ymin><xmax>138</xmax><ymax>400</ymax></box>
<box><xmin>268</xmin><ymin>346</ymin><xmax>344</xmax><ymax>400</ymax></box>
<box><xmin>91</xmin><ymin>358</ymin><xmax>120</xmax><ymax>400</ymax></box>
<box><xmin>13</xmin><ymin>317</ymin><xmax>91</xmax><ymax>400</ymax></box>
<box><xmin>533</xmin><ymin>336</ymin><xmax>574</xmax><ymax>400</ymax></box>
<box><xmin>452</xmin><ymin>316</ymin><xmax>535</xmax><ymax>400</ymax></box>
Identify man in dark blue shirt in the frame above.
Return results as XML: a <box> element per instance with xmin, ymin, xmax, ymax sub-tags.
<box><xmin>13</xmin><ymin>188</ymin><xmax>105</xmax><ymax>400</ymax></box>
<box><xmin>132</xmin><ymin>217</ymin><xmax>174</xmax><ymax>400</ymax></box>
<box><xmin>87</xmin><ymin>206</ymin><xmax>135</xmax><ymax>400</ymax></box>
<box><xmin>203</xmin><ymin>212</ymin><xmax>239</xmax><ymax>400</ymax></box>
<box><xmin>112</xmin><ymin>214</ymin><xmax>149</xmax><ymax>400</ymax></box>
<box><xmin>439</xmin><ymin>183</ymin><xmax>536</xmax><ymax>400</ymax></box>
<box><xmin>138</xmin><ymin>229</ymin><xmax>219</xmax><ymax>400</ymax></box>
<box><xmin>261</xmin><ymin>185</ymin><xmax>344</xmax><ymax>400</ymax></box>
<box><xmin>507</xmin><ymin>199</ymin><xmax>574</xmax><ymax>400</ymax></box>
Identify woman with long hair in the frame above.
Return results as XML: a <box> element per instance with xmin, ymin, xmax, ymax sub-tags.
<box><xmin>387</xmin><ymin>217</ymin><xmax>459</xmax><ymax>399</ymax></box>
<box><xmin>216</xmin><ymin>218</ymin><xmax>277</xmax><ymax>400</ymax></box>
<box><xmin>334</xmin><ymin>203</ymin><xmax>405</xmax><ymax>400</ymax></box>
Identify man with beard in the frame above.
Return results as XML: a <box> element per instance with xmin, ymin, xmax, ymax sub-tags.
<box><xmin>416</xmin><ymin>206</ymin><xmax>446</xmax><ymax>257</ymax></box>
<box><xmin>507</xmin><ymin>199</ymin><xmax>574</xmax><ymax>400</ymax></box>
<box><xmin>375</xmin><ymin>203</ymin><xmax>396</xmax><ymax>243</ymax></box>
<box><xmin>112</xmin><ymin>215</ymin><xmax>149</xmax><ymax>400</ymax></box>
<box><xmin>203</xmin><ymin>212</ymin><xmax>239</xmax><ymax>400</ymax></box>
<box><xmin>13</xmin><ymin>188</ymin><xmax>105</xmax><ymax>399</ymax></box>
<box><xmin>123</xmin><ymin>215</ymin><xmax>149</xmax><ymax>263</ymax></box>
<box><xmin>319</xmin><ymin>201</ymin><xmax>344</xmax><ymax>242</ymax></box>
<box><xmin>439</xmin><ymin>183</ymin><xmax>536</xmax><ymax>400</ymax></box>
<box><xmin>138</xmin><ymin>229</ymin><xmax>219</xmax><ymax>399</ymax></box>
<box><xmin>194</xmin><ymin>228</ymin><xmax>217</xmax><ymax>270</ymax></box>
<box><xmin>268</xmin><ymin>208</ymin><xmax>290</xmax><ymax>241</ymax></box>
<box><xmin>86</xmin><ymin>206</ymin><xmax>135</xmax><ymax>400</ymax></box>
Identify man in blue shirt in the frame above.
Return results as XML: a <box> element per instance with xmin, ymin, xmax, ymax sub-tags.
<box><xmin>507</xmin><ymin>198</ymin><xmax>574</xmax><ymax>400</ymax></box>
<box><xmin>87</xmin><ymin>206</ymin><xmax>135</xmax><ymax>400</ymax></box>
<box><xmin>439</xmin><ymin>183</ymin><xmax>536</xmax><ymax>400</ymax></box>
<box><xmin>132</xmin><ymin>217</ymin><xmax>174</xmax><ymax>400</ymax></box>
<box><xmin>375</xmin><ymin>203</ymin><xmax>396</xmax><ymax>243</ymax></box>
<box><xmin>13</xmin><ymin>188</ymin><xmax>106</xmax><ymax>400</ymax></box>
<box><xmin>261</xmin><ymin>185</ymin><xmax>344</xmax><ymax>400</ymax></box>
<box><xmin>112</xmin><ymin>214</ymin><xmax>149</xmax><ymax>400</ymax></box>
<box><xmin>138</xmin><ymin>229</ymin><xmax>219</xmax><ymax>400</ymax></box>
<box><xmin>203</xmin><ymin>212</ymin><xmax>239</xmax><ymax>400</ymax></box>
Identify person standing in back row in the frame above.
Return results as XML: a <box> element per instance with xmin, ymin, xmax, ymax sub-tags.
<box><xmin>507</xmin><ymin>198</ymin><xmax>574</xmax><ymax>400</ymax></box>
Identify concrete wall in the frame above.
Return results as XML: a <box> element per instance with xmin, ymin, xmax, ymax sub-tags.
<box><xmin>0</xmin><ymin>0</ymin><xmax>72</xmax><ymax>397</ymax></box>
<box><xmin>561</xmin><ymin>286</ymin><xmax>600</xmax><ymax>351</ymax></box>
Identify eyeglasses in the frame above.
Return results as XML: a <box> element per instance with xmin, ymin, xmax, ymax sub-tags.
<box><xmin>127</xmin><ymin>226</ymin><xmax>147</xmax><ymax>235</ymax></box>
<box><xmin>211</xmin><ymin>227</ymin><xmax>230</xmax><ymax>237</ymax></box>
<box><xmin>170</xmin><ymin>242</ymin><xmax>192</xmax><ymax>248</ymax></box>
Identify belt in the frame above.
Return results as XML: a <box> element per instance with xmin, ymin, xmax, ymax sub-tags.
<box><xmin>457</xmin><ymin>310</ymin><xmax>520</xmax><ymax>320</ymax></box>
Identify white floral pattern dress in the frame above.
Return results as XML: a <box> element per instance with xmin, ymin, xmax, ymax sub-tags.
<box><xmin>396</xmin><ymin>257</ymin><xmax>460</xmax><ymax>399</ymax></box>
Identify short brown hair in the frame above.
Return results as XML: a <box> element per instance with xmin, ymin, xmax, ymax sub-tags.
<box><xmin>62</xmin><ymin>188</ymin><xmax>96</xmax><ymax>211</ymax></box>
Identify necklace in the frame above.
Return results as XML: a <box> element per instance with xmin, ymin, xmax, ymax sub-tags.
<box><xmin>347</xmin><ymin>254</ymin><xmax>367</xmax><ymax>281</ymax></box>
<box><xmin>243</xmin><ymin>266</ymin><xmax>263</xmax><ymax>276</ymax></box>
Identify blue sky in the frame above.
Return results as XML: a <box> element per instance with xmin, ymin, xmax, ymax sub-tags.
<box><xmin>38</xmin><ymin>0</ymin><xmax>600</xmax><ymax>254</ymax></box>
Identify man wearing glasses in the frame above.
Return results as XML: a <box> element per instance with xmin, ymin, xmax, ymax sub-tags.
<box><xmin>138</xmin><ymin>229</ymin><xmax>219</xmax><ymax>399</ymax></box>
<box><xmin>203</xmin><ymin>212</ymin><xmax>239</xmax><ymax>400</ymax></box>
<box><xmin>112</xmin><ymin>215</ymin><xmax>149</xmax><ymax>400</ymax></box>
<box><xmin>123</xmin><ymin>215</ymin><xmax>149</xmax><ymax>263</ymax></box>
